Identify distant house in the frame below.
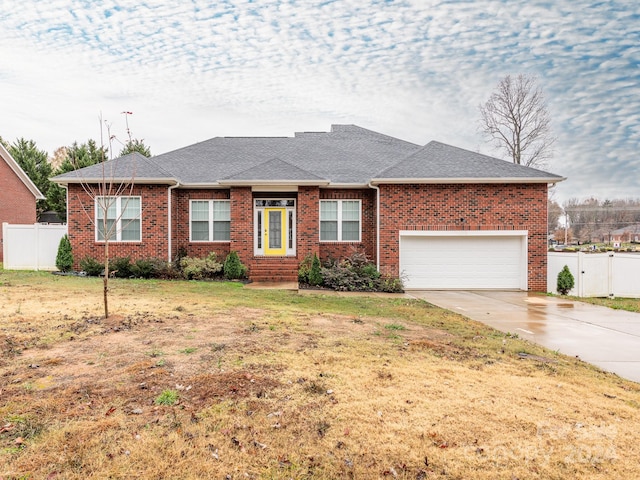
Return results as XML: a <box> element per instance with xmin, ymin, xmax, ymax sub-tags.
<box><xmin>52</xmin><ymin>125</ymin><xmax>564</xmax><ymax>290</ymax></box>
<box><xmin>0</xmin><ymin>143</ymin><xmax>44</xmax><ymax>262</ymax></box>
<box><xmin>611</xmin><ymin>224</ymin><xmax>640</xmax><ymax>244</ymax></box>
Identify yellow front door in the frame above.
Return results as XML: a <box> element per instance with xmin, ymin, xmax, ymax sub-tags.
<box><xmin>264</xmin><ymin>208</ymin><xmax>286</xmax><ymax>256</ymax></box>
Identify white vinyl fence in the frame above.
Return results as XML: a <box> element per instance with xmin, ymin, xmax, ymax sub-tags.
<box><xmin>548</xmin><ymin>251</ymin><xmax>640</xmax><ymax>298</ymax></box>
<box><xmin>2</xmin><ymin>223</ymin><xmax>68</xmax><ymax>270</ymax></box>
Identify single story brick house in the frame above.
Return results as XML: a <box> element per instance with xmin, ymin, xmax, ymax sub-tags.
<box><xmin>0</xmin><ymin>142</ymin><xmax>44</xmax><ymax>262</ymax></box>
<box><xmin>52</xmin><ymin>125</ymin><xmax>564</xmax><ymax>290</ymax></box>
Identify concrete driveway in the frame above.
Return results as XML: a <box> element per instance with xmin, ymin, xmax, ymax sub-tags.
<box><xmin>407</xmin><ymin>290</ymin><xmax>640</xmax><ymax>383</ymax></box>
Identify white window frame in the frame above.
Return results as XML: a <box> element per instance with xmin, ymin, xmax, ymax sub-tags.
<box><xmin>189</xmin><ymin>199</ymin><xmax>231</xmax><ymax>242</ymax></box>
<box><xmin>319</xmin><ymin>199</ymin><xmax>362</xmax><ymax>242</ymax></box>
<box><xmin>95</xmin><ymin>196</ymin><xmax>142</xmax><ymax>243</ymax></box>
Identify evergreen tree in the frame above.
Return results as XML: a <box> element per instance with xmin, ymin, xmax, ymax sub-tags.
<box><xmin>119</xmin><ymin>139</ymin><xmax>151</xmax><ymax>157</ymax></box>
<box><xmin>3</xmin><ymin>137</ymin><xmax>53</xmax><ymax>218</ymax></box>
<box><xmin>47</xmin><ymin>140</ymin><xmax>108</xmax><ymax>220</ymax></box>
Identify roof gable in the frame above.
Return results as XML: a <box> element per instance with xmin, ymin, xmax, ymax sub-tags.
<box><xmin>219</xmin><ymin>157</ymin><xmax>328</xmax><ymax>185</ymax></box>
<box><xmin>0</xmin><ymin>143</ymin><xmax>45</xmax><ymax>199</ymax></box>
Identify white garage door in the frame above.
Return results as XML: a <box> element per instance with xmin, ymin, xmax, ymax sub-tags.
<box><xmin>399</xmin><ymin>231</ymin><xmax>527</xmax><ymax>290</ymax></box>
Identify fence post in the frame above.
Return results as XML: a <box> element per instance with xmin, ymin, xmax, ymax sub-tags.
<box><xmin>608</xmin><ymin>253</ymin><xmax>614</xmax><ymax>298</ymax></box>
<box><xmin>35</xmin><ymin>223</ymin><xmax>40</xmax><ymax>271</ymax></box>
<box><xmin>2</xmin><ymin>222</ymin><xmax>6</xmax><ymax>266</ymax></box>
<box><xmin>577</xmin><ymin>252</ymin><xmax>583</xmax><ymax>297</ymax></box>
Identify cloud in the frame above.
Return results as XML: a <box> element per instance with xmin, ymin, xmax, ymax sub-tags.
<box><xmin>0</xmin><ymin>0</ymin><xmax>638</xmax><ymax>203</ymax></box>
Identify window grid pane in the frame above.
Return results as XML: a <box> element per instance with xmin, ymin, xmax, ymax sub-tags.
<box><xmin>98</xmin><ymin>219</ymin><xmax>116</xmax><ymax>241</ymax></box>
<box><xmin>121</xmin><ymin>219</ymin><xmax>141</xmax><ymax>241</ymax></box>
<box><xmin>341</xmin><ymin>221</ymin><xmax>359</xmax><ymax>241</ymax></box>
<box><xmin>342</xmin><ymin>201</ymin><xmax>359</xmax><ymax>221</ymax></box>
<box><xmin>121</xmin><ymin>197</ymin><xmax>140</xmax><ymax>219</ymax></box>
<box><xmin>213</xmin><ymin>201</ymin><xmax>230</xmax><ymax>221</ymax></box>
<box><xmin>192</xmin><ymin>221</ymin><xmax>209</xmax><ymax>241</ymax></box>
<box><xmin>320</xmin><ymin>201</ymin><xmax>338</xmax><ymax>220</ymax></box>
<box><xmin>191</xmin><ymin>201</ymin><xmax>209</xmax><ymax>221</ymax></box>
<box><xmin>320</xmin><ymin>221</ymin><xmax>338</xmax><ymax>241</ymax></box>
<box><xmin>212</xmin><ymin>221</ymin><xmax>230</xmax><ymax>241</ymax></box>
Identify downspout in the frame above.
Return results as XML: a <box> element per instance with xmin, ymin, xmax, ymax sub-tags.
<box><xmin>368</xmin><ymin>182</ymin><xmax>380</xmax><ymax>271</ymax></box>
<box><xmin>167</xmin><ymin>182</ymin><xmax>180</xmax><ymax>263</ymax></box>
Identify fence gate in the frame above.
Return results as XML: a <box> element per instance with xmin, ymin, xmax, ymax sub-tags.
<box><xmin>579</xmin><ymin>253</ymin><xmax>610</xmax><ymax>297</ymax></box>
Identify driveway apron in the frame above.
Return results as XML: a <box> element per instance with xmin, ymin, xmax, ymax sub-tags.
<box><xmin>407</xmin><ymin>290</ymin><xmax>640</xmax><ymax>383</ymax></box>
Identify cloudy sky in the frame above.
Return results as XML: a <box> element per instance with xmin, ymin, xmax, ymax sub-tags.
<box><xmin>1</xmin><ymin>0</ymin><xmax>638</xmax><ymax>203</ymax></box>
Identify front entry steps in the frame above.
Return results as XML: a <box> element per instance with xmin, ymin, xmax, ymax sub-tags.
<box><xmin>249</xmin><ymin>256</ymin><xmax>299</xmax><ymax>282</ymax></box>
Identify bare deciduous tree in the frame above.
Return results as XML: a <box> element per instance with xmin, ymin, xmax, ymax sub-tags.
<box><xmin>479</xmin><ymin>74</ymin><xmax>555</xmax><ymax>168</ymax></box>
<box><xmin>73</xmin><ymin>115</ymin><xmax>139</xmax><ymax>318</ymax></box>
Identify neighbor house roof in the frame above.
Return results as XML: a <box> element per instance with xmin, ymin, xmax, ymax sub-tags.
<box><xmin>610</xmin><ymin>224</ymin><xmax>640</xmax><ymax>235</ymax></box>
<box><xmin>0</xmin><ymin>142</ymin><xmax>45</xmax><ymax>199</ymax></box>
<box><xmin>52</xmin><ymin>125</ymin><xmax>565</xmax><ymax>187</ymax></box>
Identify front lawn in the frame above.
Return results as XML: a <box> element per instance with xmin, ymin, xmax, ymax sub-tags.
<box><xmin>1</xmin><ymin>269</ymin><xmax>639</xmax><ymax>479</ymax></box>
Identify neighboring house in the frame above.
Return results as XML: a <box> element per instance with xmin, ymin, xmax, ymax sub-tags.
<box><xmin>611</xmin><ymin>224</ymin><xmax>640</xmax><ymax>244</ymax></box>
<box><xmin>52</xmin><ymin>125</ymin><xmax>564</xmax><ymax>290</ymax></box>
<box><xmin>0</xmin><ymin>142</ymin><xmax>45</xmax><ymax>262</ymax></box>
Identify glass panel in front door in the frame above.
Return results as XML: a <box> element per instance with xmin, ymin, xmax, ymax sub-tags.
<box><xmin>268</xmin><ymin>210</ymin><xmax>282</xmax><ymax>249</ymax></box>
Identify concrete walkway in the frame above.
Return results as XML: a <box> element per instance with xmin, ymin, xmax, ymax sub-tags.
<box><xmin>407</xmin><ymin>290</ymin><xmax>640</xmax><ymax>383</ymax></box>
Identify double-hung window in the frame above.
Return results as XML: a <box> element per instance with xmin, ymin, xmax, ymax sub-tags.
<box><xmin>96</xmin><ymin>196</ymin><xmax>141</xmax><ymax>242</ymax></box>
<box><xmin>320</xmin><ymin>200</ymin><xmax>361</xmax><ymax>241</ymax></box>
<box><xmin>190</xmin><ymin>200</ymin><xmax>230</xmax><ymax>241</ymax></box>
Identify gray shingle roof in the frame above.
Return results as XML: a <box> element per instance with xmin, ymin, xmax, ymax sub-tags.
<box><xmin>220</xmin><ymin>158</ymin><xmax>328</xmax><ymax>184</ymax></box>
<box><xmin>52</xmin><ymin>125</ymin><xmax>565</xmax><ymax>187</ymax></box>
<box><xmin>373</xmin><ymin>141</ymin><xmax>564</xmax><ymax>182</ymax></box>
<box><xmin>52</xmin><ymin>152</ymin><xmax>175</xmax><ymax>184</ymax></box>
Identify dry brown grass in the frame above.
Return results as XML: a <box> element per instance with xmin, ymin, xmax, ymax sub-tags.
<box><xmin>1</xmin><ymin>270</ymin><xmax>639</xmax><ymax>479</ymax></box>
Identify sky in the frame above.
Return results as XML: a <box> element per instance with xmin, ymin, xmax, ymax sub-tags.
<box><xmin>1</xmin><ymin>0</ymin><xmax>638</xmax><ymax>204</ymax></box>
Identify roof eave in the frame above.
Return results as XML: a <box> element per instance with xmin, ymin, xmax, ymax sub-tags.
<box><xmin>370</xmin><ymin>176</ymin><xmax>566</xmax><ymax>185</ymax></box>
<box><xmin>52</xmin><ymin>177</ymin><xmax>179</xmax><ymax>186</ymax></box>
<box><xmin>217</xmin><ymin>180</ymin><xmax>331</xmax><ymax>187</ymax></box>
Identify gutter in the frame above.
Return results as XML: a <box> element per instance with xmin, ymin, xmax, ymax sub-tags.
<box><xmin>368</xmin><ymin>182</ymin><xmax>380</xmax><ymax>271</ymax></box>
<box><xmin>370</xmin><ymin>176</ymin><xmax>566</xmax><ymax>185</ymax></box>
<box><xmin>167</xmin><ymin>182</ymin><xmax>181</xmax><ymax>263</ymax></box>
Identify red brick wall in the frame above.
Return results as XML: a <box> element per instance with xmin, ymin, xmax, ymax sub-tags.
<box><xmin>378</xmin><ymin>183</ymin><xmax>549</xmax><ymax>291</ymax></box>
<box><xmin>172</xmin><ymin>189</ymin><xmax>231</xmax><ymax>261</ymax></box>
<box><xmin>0</xmin><ymin>155</ymin><xmax>38</xmax><ymax>261</ymax></box>
<box><xmin>318</xmin><ymin>188</ymin><xmax>376</xmax><ymax>262</ymax></box>
<box><xmin>297</xmin><ymin>186</ymin><xmax>320</xmax><ymax>260</ymax></box>
<box><xmin>230</xmin><ymin>187</ymin><xmax>253</xmax><ymax>265</ymax></box>
<box><xmin>67</xmin><ymin>184</ymin><xmax>169</xmax><ymax>267</ymax></box>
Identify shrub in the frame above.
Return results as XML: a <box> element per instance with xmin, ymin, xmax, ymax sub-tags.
<box><xmin>180</xmin><ymin>252</ymin><xmax>223</xmax><ymax>280</ymax></box>
<box><xmin>557</xmin><ymin>265</ymin><xmax>575</xmax><ymax>295</ymax></box>
<box><xmin>298</xmin><ymin>254</ymin><xmax>313</xmax><ymax>283</ymax></box>
<box><xmin>130</xmin><ymin>258</ymin><xmax>160</xmax><ymax>279</ymax></box>
<box><xmin>308</xmin><ymin>254</ymin><xmax>323</xmax><ymax>286</ymax></box>
<box><xmin>80</xmin><ymin>256</ymin><xmax>104</xmax><ymax>276</ymax></box>
<box><xmin>109</xmin><ymin>256</ymin><xmax>133</xmax><ymax>278</ymax></box>
<box><xmin>223</xmin><ymin>251</ymin><xmax>247</xmax><ymax>280</ymax></box>
<box><xmin>376</xmin><ymin>276</ymin><xmax>404</xmax><ymax>293</ymax></box>
<box><xmin>173</xmin><ymin>246</ymin><xmax>188</xmax><ymax>271</ymax></box>
<box><xmin>316</xmin><ymin>250</ymin><xmax>403</xmax><ymax>293</ymax></box>
<box><xmin>55</xmin><ymin>234</ymin><xmax>73</xmax><ymax>272</ymax></box>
